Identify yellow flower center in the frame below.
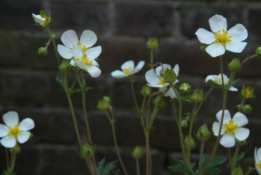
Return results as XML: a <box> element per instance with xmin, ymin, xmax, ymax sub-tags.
<box><xmin>257</xmin><ymin>161</ymin><xmax>261</xmax><ymax>170</ymax></box>
<box><xmin>76</xmin><ymin>55</ymin><xmax>93</xmax><ymax>67</ymax></box>
<box><xmin>8</xmin><ymin>125</ymin><xmax>20</xmax><ymax>137</ymax></box>
<box><xmin>76</xmin><ymin>43</ymin><xmax>88</xmax><ymax>54</ymax></box>
<box><xmin>158</xmin><ymin>77</ymin><xmax>166</xmax><ymax>86</ymax></box>
<box><xmin>215</xmin><ymin>29</ymin><xmax>232</xmax><ymax>45</ymax></box>
<box><xmin>224</xmin><ymin>120</ymin><xmax>238</xmax><ymax>134</ymax></box>
<box><xmin>123</xmin><ymin>67</ymin><xmax>133</xmax><ymax>75</ymax></box>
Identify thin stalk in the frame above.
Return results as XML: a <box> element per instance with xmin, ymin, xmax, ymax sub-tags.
<box><xmin>5</xmin><ymin>148</ymin><xmax>9</xmax><ymax>170</ymax></box>
<box><xmin>136</xmin><ymin>158</ymin><xmax>141</xmax><ymax>175</ymax></box>
<box><xmin>85</xmin><ymin>158</ymin><xmax>95</xmax><ymax>175</ymax></box>
<box><xmin>105</xmin><ymin>111</ymin><xmax>129</xmax><ymax>175</ymax></box>
<box><xmin>8</xmin><ymin>152</ymin><xmax>17</xmax><ymax>175</ymax></box>
<box><xmin>228</xmin><ymin>148</ymin><xmax>232</xmax><ymax>172</ymax></box>
<box><xmin>145</xmin><ymin>131</ymin><xmax>151</xmax><ymax>175</ymax></box>
<box><xmin>238</xmin><ymin>98</ymin><xmax>245</xmax><ymax>112</ymax></box>
<box><xmin>241</xmin><ymin>54</ymin><xmax>257</xmax><ymax>65</ymax></box>
<box><xmin>45</xmin><ymin>26</ymin><xmax>60</xmax><ymax>64</ymax></box>
<box><xmin>198</xmin><ymin>140</ymin><xmax>205</xmax><ymax>173</ymax></box>
<box><xmin>150</xmin><ymin>49</ymin><xmax>154</xmax><ymax>68</ymax></box>
<box><xmin>232</xmin><ymin>144</ymin><xmax>240</xmax><ymax>166</ymax></box>
<box><xmin>129</xmin><ymin>78</ymin><xmax>139</xmax><ymax>109</ymax></box>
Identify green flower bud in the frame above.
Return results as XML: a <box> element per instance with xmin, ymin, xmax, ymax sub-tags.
<box><xmin>132</xmin><ymin>146</ymin><xmax>143</xmax><ymax>159</ymax></box>
<box><xmin>196</xmin><ymin>124</ymin><xmax>211</xmax><ymax>141</ymax></box>
<box><xmin>190</xmin><ymin>89</ymin><xmax>203</xmax><ymax>103</ymax></box>
<box><xmin>200</xmin><ymin>45</ymin><xmax>207</xmax><ymax>54</ymax></box>
<box><xmin>243</xmin><ymin>104</ymin><xmax>252</xmax><ymax>113</ymax></box>
<box><xmin>147</xmin><ymin>37</ymin><xmax>158</xmax><ymax>49</ymax></box>
<box><xmin>97</xmin><ymin>97</ymin><xmax>110</xmax><ymax>111</ymax></box>
<box><xmin>163</xmin><ymin>69</ymin><xmax>176</xmax><ymax>83</ymax></box>
<box><xmin>10</xmin><ymin>145</ymin><xmax>21</xmax><ymax>154</ymax></box>
<box><xmin>80</xmin><ymin>143</ymin><xmax>94</xmax><ymax>158</ymax></box>
<box><xmin>236</xmin><ymin>104</ymin><xmax>242</xmax><ymax>111</ymax></box>
<box><xmin>241</xmin><ymin>86</ymin><xmax>254</xmax><ymax>99</ymax></box>
<box><xmin>231</xmin><ymin>167</ymin><xmax>243</xmax><ymax>175</ymax></box>
<box><xmin>256</xmin><ymin>47</ymin><xmax>261</xmax><ymax>56</ymax></box>
<box><xmin>38</xmin><ymin>47</ymin><xmax>47</xmax><ymax>56</ymax></box>
<box><xmin>141</xmin><ymin>85</ymin><xmax>151</xmax><ymax>97</ymax></box>
<box><xmin>59</xmin><ymin>59</ymin><xmax>73</xmax><ymax>72</ymax></box>
<box><xmin>181</xmin><ymin>120</ymin><xmax>188</xmax><ymax>128</ymax></box>
<box><xmin>153</xmin><ymin>95</ymin><xmax>165</xmax><ymax>108</ymax></box>
<box><xmin>228</xmin><ymin>58</ymin><xmax>241</xmax><ymax>72</ymax></box>
<box><xmin>179</xmin><ymin>83</ymin><xmax>192</xmax><ymax>95</ymax></box>
<box><xmin>184</xmin><ymin>135</ymin><xmax>196</xmax><ymax>150</ymax></box>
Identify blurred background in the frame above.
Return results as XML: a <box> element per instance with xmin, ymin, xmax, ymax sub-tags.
<box><xmin>1</xmin><ymin>0</ymin><xmax>261</xmax><ymax>174</ymax></box>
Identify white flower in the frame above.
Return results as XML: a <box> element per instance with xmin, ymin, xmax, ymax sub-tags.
<box><xmin>145</xmin><ymin>64</ymin><xmax>179</xmax><ymax>99</ymax></box>
<box><xmin>254</xmin><ymin>148</ymin><xmax>261</xmax><ymax>174</ymax></box>
<box><xmin>195</xmin><ymin>14</ymin><xmax>248</xmax><ymax>57</ymax></box>
<box><xmin>32</xmin><ymin>13</ymin><xmax>46</xmax><ymax>26</ymax></box>
<box><xmin>111</xmin><ymin>60</ymin><xmax>145</xmax><ymax>78</ymax></box>
<box><xmin>0</xmin><ymin>111</ymin><xmax>35</xmax><ymax>148</ymax></box>
<box><xmin>212</xmin><ymin>110</ymin><xmax>250</xmax><ymax>148</ymax></box>
<box><xmin>205</xmin><ymin>73</ymin><xmax>238</xmax><ymax>91</ymax></box>
<box><xmin>57</xmin><ymin>30</ymin><xmax>101</xmax><ymax>60</ymax></box>
<box><xmin>71</xmin><ymin>46</ymin><xmax>101</xmax><ymax>78</ymax></box>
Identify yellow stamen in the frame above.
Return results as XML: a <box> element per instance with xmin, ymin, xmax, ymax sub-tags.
<box><xmin>76</xmin><ymin>43</ymin><xmax>88</xmax><ymax>54</ymax></box>
<box><xmin>123</xmin><ymin>67</ymin><xmax>133</xmax><ymax>75</ymax></box>
<box><xmin>215</xmin><ymin>29</ymin><xmax>231</xmax><ymax>45</ymax></box>
<box><xmin>77</xmin><ymin>55</ymin><xmax>93</xmax><ymax>67</ymax></box>
<box><xmin>258</xmin><ymin>161</ymin><xmax>261</xmax><ymax>170</ymax></box>
<box><xmin>158</xmin><ymin>77</ymin><xmax>165</xmax><ymax>86</ymax></box>
<box><xmin>8</xmin><ymin>125</ymin><xmax>20</xmax><ymax>137</ymax></box>
<box><xmin>224</xmin><ymin>120</ymin><xmax>238</xmax><ymax>134</ymax></box>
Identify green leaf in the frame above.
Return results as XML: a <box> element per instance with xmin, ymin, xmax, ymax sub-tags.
<box><xmin>200</xmin><ymin>155</ymin><xmax>226</xmax><ymax>175</ymax></box>
<box><xmin>168</xmin><ymin>159</ymin><xmax>195</xmax><ymax>175</ymax></box>
<box><xmin>205</xmin><ymin>168</ymin><xmax>222</xmax><ymax>174</ymax></box>
<box><xmin>56</xmin><ymin>75</ymin><xmax>65</xmax><ymax>90</ymax></box>
<box><xmin>70</xmin><ymin>87</ymin><xmax>92</xmax><ymax>94</ymax></box>
<box><xmin>97</xmin><ymin>158</ymin><xmax>119</xmax><ymax>175</ymax></box>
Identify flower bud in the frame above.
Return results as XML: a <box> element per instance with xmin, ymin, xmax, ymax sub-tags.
<box><xmin>179</xmin><ymin>83</ymin><xmax>191</xmax><ymax>95</ymax></box>
<box><xmin>196</xmin><ymin>124</ymin><xmax>211</xmax><ymax>141</ymax></box>
<box><xmin>97</xmin><ymin>97</ymin><xmax>110</xmax><ymax>111</ymax></box>
<box><xmin>228</xmin><ymin>58</ymin><xmax>241</xmax><ymax>72</ymax></box>
<box><xmin>132</xmin><ymin>146</ymin><xmax>143</xmax><ymax>159</ymax></box>
<box><xmin>200</xmin><ymin>45</ymin><xmax>207</xmax><ymax>54</ymax></box>
<box><xmin>256</xmin><ymin>47</ymin><xmax>261</xmax><ymax>56</ymax></box>
<box><xmin>184</xmin><ymin>135</ymin><xmax>196</xmax><ymax>150</ymax></box>
<box><xmin>153</xmin><ymin>95</ymin><xmax>165</xmax><ymax>108</ymax></box>
<box><xmin>80</xmin><ymin>143</ymin><xmax>94</xmax><ymax>158</ymax></box>
<box><xmin>32</xmin><ymin>10</ymin><xmax>51</xmax><ymax>27</ymax></box>
<box><xmin>190</xmin><ymin>89</ymin><xmax>203</xmax><ymax>103</ymax></box>
<box><xmin>10</xmin><ymin>145</ymin><xmax>21</xmax><ymax>154</ymax></box>
<box><xmin>163</xmin><ymin>69</ymin><xmax>176</xmax><ymax>83</ymax></box>
<box><xmin>140</xmin><ymin>85</ymin><xmax>151</xmax><ymax>97</ymax></box>
<box><xmin>147</xmin><ymin>37</ymin><xmax>158</xmax><ymax>49</ymax></box>
<box><xmin>243</xmin><ymin>104</ymin><xmax>252</xmax><ymax>113</ymax></box>
<box><xmin>241</xmin><ymin>86</ymin><xmax>254</xmax><ymax>99</ymax></box>
<box><xmin>38</xmin><ymin>47</ymin><xmax>47</xmax><ymax>56</ymax></box>
<box><xmin>181</xmin><ymin>120</ymin><xmax>188</xmax><ymax>128</ymax></box>
<box><xmin>231</xmin><ymin>167</ymin><xmax>243</xmax><ymax>175</ymax></box>
<box><xmin>59</xmin><ymin>59</ymin><xmax>73</xmax><ymax>72</ymax></box>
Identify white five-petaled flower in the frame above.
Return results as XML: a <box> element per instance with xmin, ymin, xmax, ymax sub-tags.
<box><xmin>32</xmin><ymin>13</ymin><xmax>46</xmax><ymax>26</ymax></box>
<box><xmin>254</xmin><ymin>148</ymin><xmax>261</xmax><ymax>174</ymax></box>
<box><xmin>212</xmin><ymin>109</ymin><xmax>250</xmax><ymax>148</ymax></box>
<box><xmin>205</xmin><ymin>73</ymin><xmax>238</xmax><ymax>91</ymax></box>
<box><xmin>57</xmin><ymin>30</ymin><xmax>102</xmax><ymax>60</ymax></box>
<box><xmin>0</xmin><ymin>111</ymin><xmax>35</xmax><ymax>148</ymax></box>
<box><xmin>145</xmin><ymin>64</ymin><xmax>179</xmax><ymax>99</ymax></box>
<box><xmin>72</xmin><ymin>46</ymin><xmax>101</xmax><ymax>78</ymax></box>
<box><xmin>111</xmin><ymin>60</ymin><xmax>145</xmax><ymax>78</ymax></box>
<box><xmin>195</xmin><ymin>14</ymin><xmax>248</xmax><ymax>57</ymax></box>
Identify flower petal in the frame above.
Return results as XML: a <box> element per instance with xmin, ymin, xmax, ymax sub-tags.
<box><xmin>86</xmin><ymin>66</ymin><xmax>101</xmax><ymax>78</ymax></box>
<box><xmin>256</xmin><ymin>148</ymin><xmax>261</xmax><ymax>162</ymax></box>
<box><xmin>232</xmin><ymin>112</ymin><xmax>248</xmax><ymax>127</ymax></box>
<box><xmin>111</xmin><ymin>70</ymin><xmax>125</xmax><ymax>78</ymax></box>
<box><xmin>19</xmin><ymin>118</ymin><xmax>35</xmax><ymax>131</ymax></box>
<box><xmin>163</xmin><ymin>87</ymin><xmax>177</xmax><ymax>99</ymax></box>
<box><xmin>205</xmin><ymin>75</ymin><xmax>216</xmax><ymax>83</ymax></box>
<box><xmin>229</xmin><ymin>86</ymin><xmax>238</xmax><ymax>91</ymax></box>
<box><xmin>121</xmin><ymin>60</ymin><xmax>134</xmax><ymax>70</ymax></box>
<box><xmin>234</xmin><ymin>127</ymin><xmax>250</xmax><ymax>141</ymax></box>
<box><xmin>17</xmin><ymin>131</ymin><xmax>31</xmax><ymax>144</ymax></box>
<box><xmin>72</xmin><ymin>46</ymin><xmax>83</xmax><ymax>58</ymax></box>
<box><xmin>86</xmin><ymin>46</ymin><xmax>102</xmax><ymax>60</ymax></box>
<box><xmin>226</xmin><ymin>41</ymin><xmax>247</xmax><ymax>53</ymax></box>
<box><xmin>206</xmin><ymin>43</ymin><xmax>225</xmax><ymax>57</ymax></box>
<box><xmin>135</xmin><ymin>61</ymin><xmax>145</xmax><ymax>71</ymax></box>
<box><xmin>80</xmin><ymin>30</ymin><xmax>97</xmax><ymax>48</ymax></box>
<box><xmin>57</xmin><ymin>44</ymin><xmax>73</xmax><ymax>59</ymax></box>
<box><xmin>0</xmin><ymin>124</ymin><xmax>9</xmax><ymax>137</ymax></box>
<box><xmin>70</xmin><ymin>59</ymin><xmax>76</xmax><ymax>66</ymax></box>
<box><xmin>3</xmin><ymin>111</ymin><xmax>19</xmax><ymax>127</ymax></box>
<box><xmin>195</xmin><ymin>28</ymin><xmax>215</xmax><ymax>44</ymax></box>
<box><xmin>61</xmin><ymin>30</ymin><xmax>78</xmax><ymax>48</ymax></box>
<box><xmin>212</xmin><ymin>121</ymin><xmax>225</xmax><ymax>136</ymax></box>
<box><xmin>32</xmin><ymin>13</ymin><xmax>45</xmax><ymax>25</ymax></box>
<box><xmin>209</xmin><ymin>14</ymin><xmax>227</xmax><ymax>33</ymax></box>
<box><xmin>145</xmin><ymin>69</ymin><xmax>162</xmax><ymax>88</ymax></box>
<box><xmin>216</xmin><ymin>109</ymin><xmax>231</xmax><ymax>123</ymax></box>
<box><xmin>255</xmin><ymin>163</ymin><xmax>261</xmax><ymax>175</ymax></box>
<box><xmin>155</xmin><ymin>64</ymin><xmax>171</xmax><ymax>76</ymax></box>
<box><xmin>173</xmin><ymin>64</ymin><xmax>179</xmax><ymax>76</ymax></box>
<box><xmin>1</xmin><ymin>136</ymin><xmax>16</xmax><ymax>148</ymax></box>
<box><xmin>228</xmin><ymin>24</ymin><xmax>248</xmax><ymax>42</ymax></box>
<box><xmin>220</xmin><ymin>133</ymin><xmax>235</xmax><ymax>148</ymax></box>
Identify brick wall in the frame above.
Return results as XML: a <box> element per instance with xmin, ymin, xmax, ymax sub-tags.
<box><xmin>1</xmin><ymin>0</ymin><xmax>261</xmax><ymax>174</ymax></box>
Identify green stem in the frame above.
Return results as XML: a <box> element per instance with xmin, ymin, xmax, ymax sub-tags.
<box><xmin>45</xmin><ymin>26</ymin><xmax>60</xmax><ymax>64</ymax></box>
<box><xmin>150</xmin><ymin>49</ymin><xmax>154</xmax><ymax>69</ymax></box>
<box><xmin>5</xmin><ymin>148</ymin><xmax>9</xmax><ymax>170</ymax></box>
<box><xmin>136</xmin><ymin>158</ymin><xmax>141</xmax><ymax>175</ymax></box>
<box><xmin>238</xmin><ymin>98</ymin><xmax>245</xmax><ymax>112</ymax></box>
<box><xmin>228</xmin><ymin>148</ymin><xmax>232</xmax><ymax>172</ymax></box>
<box><xmin>198</xmin><ymin>140</ymin><xmax>205</xmax><ymax>173</ymax></box>
<box><xmin>8</xmin><ymin>151</ymin><xmax>17</xmax><ymax>175</ymax></box>
<box><xmin>145</xmin><ymin>131</ymin><xmax>151</xmax><ymax>175</ymax></box>
<box><xmin>232</xmin><ymin>144</ymin><xmax>240</xmax><ymax>167</ymax></box>
<box><xmin>241</xmin><ymin>54</ymin><xmax>258</xmax><ymax>65</ymax></box>
<box><xmin>129</xmin><ymin>78</ymin><xmax>139</xmax><ymax>109</ymax></box>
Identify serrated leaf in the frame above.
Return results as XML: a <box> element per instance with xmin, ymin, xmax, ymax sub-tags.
<box><xmin>200</xmin><ymin>156</ymin><xmax>226</xmax><ymax>175</ymax></box>
<box><xmin>208</xmin><ymin>157</ymin><xmax>227</xmax><ymax>169</ymax></box>
<box><xmin>205</xmin><ymin>168</ymin><xmax>222</xmax><ymax>174</ymax></box>
<box><xmin>70</xmin><ymin>87</ymin><xmax>92</xmax><ymax>94</ymax></box>
<box><xmin>168</xmin><ymin>159</ymin><xmax>195</xmax><ymax>175</ymax></box>
<box><xmin>97</xmin><ymin>158</ymin><xmax>119</xmax><ymax>175</ymax></box>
